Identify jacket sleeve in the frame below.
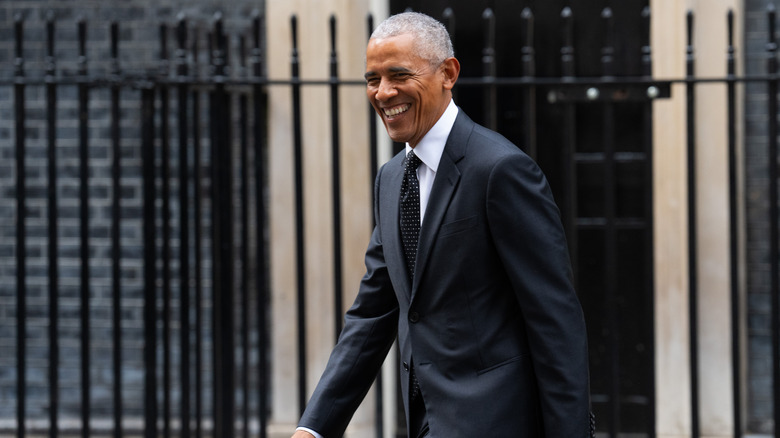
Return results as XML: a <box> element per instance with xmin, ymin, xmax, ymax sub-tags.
<box><xmin>486</xmin><ymin>152</ymin><xmax>592</xmax><ymax>437</ymax></box>
<box><xmin>298</xmin><ymin>166</ymin><xmax>400</xmax><ymax>438</ymax></box>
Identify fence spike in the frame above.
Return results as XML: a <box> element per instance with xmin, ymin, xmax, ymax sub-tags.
<box><xmin>78</xmin><ymin>18</ymin><xmax>87</xmax><ymax>76</ymax></box>
<box><xmin>561</xmin><ymin>7</ymin><xmax>574</xmax><ymax>78</ymax></box>
<box><xmin>769</xmin><ymin>4</ymin><xmax>777</xmax><ymax>52</ymax></box>
<box><xmin>641</xmin><ymin>7</ymin><xmax>651</xmax><ymax>78</ymax></box>
<box><xmin>442</xmin><ymin>7</ymin><xmax>455</xmax><ymax>46</ymax></box>
<box><xmin>160</xmin><ymin>23</ymin><xmax>170</xmax><ymax>77</ymax></box>
<box><xmin>482</xmin><ymin>8</ymin><xmax>495</xmax><ymax>74</ymax></box>
<box><xmin>330</xmin><ymin>14</ymin><xmax>338</xmax><ymax>58</ymax></box>
<box><xmin>110</xmin><ymin>22</ymin><xmax>120</xmax><ymax>76</ymax></box>
<box><xmin>251</xmin><ymin>10</ymin><xmax>264</xmax><ymax>78</ymax></box>
<box><xmin>176</xmin><ymin>17</ymin><xmax>188</xmax><ymax>78</ymax></box>
<box><xmin>291</xmin><ymin>15</ymin><xmax>299</xmax><ymax>53</ymax></box>
<box><xmin>252</xmin><ymin>9</ymin><xmax>262</xmax><ymax>50</ymax></box>
<box><xmin>212</xmin><ymin>14</ymin><xmax>226</xmax><ymax>78</ymax></box>
<box><xmin>45</xmin><ymin>8</ymin><xmax>55</xmax><ymax>50</ymax></box>
<box><xmin>601</xmin><ymin>7</ymin><xmax>614</xmax><ymax>78</ymax></box>
<box><xmin>687</xmin><ymin>10</ymin><xmax>694</xmax><ymax>48</ymax></box>
<box><xmin>727</xmin><ymin>9</ymin><xmax>735</xmax><ymax>78</ymax></box>
<box><xmin>14</xmin><ymin>14</ymin><xmax>23</xmax><ymax>77</ymax></box>
<box><xmin>521</xmin><ymin>7</ymin><xmax>535</xmax><ymax>78</ymax></box>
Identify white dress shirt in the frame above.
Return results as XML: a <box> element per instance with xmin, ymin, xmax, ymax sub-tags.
<box><xmin>405</xmin><ymin>99</ymin><xmax>459</xmax><ymax>225</ymax></box>
<box><xmin>296</xmin><ymin>99</ymin><xmax>458</xmax><ymax>438</ymax></box>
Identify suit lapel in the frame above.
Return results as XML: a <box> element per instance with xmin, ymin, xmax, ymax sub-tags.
<box><xmin>380</xmin><ymin>151</ymin><xmax>413</xmax><ymax>296</ymax></box>
<box><xmin>411</xmin><ymin>112</ymin><xmax>472</xmax><ymax>298</ymax></box>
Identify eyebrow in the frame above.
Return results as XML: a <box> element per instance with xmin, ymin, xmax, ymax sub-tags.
<box><xmin>364</xmin><ymin>66</ymin><xmax>414</xmax><ymax>80</ymax></box>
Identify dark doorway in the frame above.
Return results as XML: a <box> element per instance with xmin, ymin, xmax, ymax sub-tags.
<box><xmin>389</xmin><ymin>1</ymin><xmax>656</xmax><ymax>435</ymax></box>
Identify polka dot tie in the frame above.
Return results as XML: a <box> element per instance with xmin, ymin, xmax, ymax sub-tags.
<box><xmin>400</xmin><ymin>151</ymin><xmax>423</xmax><ymax>279</ymax></box>
<box><xmin>401</xmin><ymin>152</ymin><xmax>427</xmax><ymax>431</ymax></box>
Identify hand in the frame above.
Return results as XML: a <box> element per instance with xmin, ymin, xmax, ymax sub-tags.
<box><xmin>291</xmin><ymin>431</ymin><xmax>316</xmax><ymax>438</ymax></box>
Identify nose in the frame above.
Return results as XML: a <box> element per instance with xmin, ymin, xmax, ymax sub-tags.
<box><xmin>375</xmin><ymin>78</ymin><xmax>397</xmax><ymax>102</ymax></box>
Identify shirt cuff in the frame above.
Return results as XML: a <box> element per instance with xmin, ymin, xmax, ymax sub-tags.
<box><xmin>296</xmin><ymin>426</ymin><xmax>324</xmax><ymax>438</ymax></box>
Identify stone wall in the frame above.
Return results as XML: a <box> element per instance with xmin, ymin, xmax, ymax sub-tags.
<box><xmin>745</xmin><ymin>0</ymin><xmax>776</xmax><ymax>433</ymax></box>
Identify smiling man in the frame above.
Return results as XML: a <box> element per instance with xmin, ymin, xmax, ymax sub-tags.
<box><xmin>291</xmin><ymin>12</ymin><xmax>593</xmax><ymax>438</ymax></box>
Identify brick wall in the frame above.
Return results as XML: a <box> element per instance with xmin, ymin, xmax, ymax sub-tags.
<box><xmin>745</xmin><ymin>0</ymin><xmax>776</xmax><ymax>433</ymax></box>
<box><xmin>0</xmin><ymin>0</ymin><xmax>263</xmax><ymax>432</ymax></box>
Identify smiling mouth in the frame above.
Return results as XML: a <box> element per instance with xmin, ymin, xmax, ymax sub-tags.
<box><xmin>383</xmin><ymin>104</ymin><xmax>411</xmax><ymax>118</ymax></box>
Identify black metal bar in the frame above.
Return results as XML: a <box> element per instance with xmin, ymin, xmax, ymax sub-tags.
<box><xmin>238</xmin><ymin>33</ymin><xmax>251</xmax><ymax>438</ymax></box>
<box><xmin>685</xmin><ymin>10</ymin><xmax>701</xmax><ymax>438</ymax></box>
<box><xmin>482</xmin><ymin>8</ymin><xmax>497</xmax><ymax>131</ymax></box>
<box><xmin>726</xmin><ymin>9</ymin><xmax>742</xmax><ymax>438</ymax></box>
<box><xmin>329</xmin><ymin>14</ymin><xmax>345</xmax><ymax>341</ymax></box>
<box><xmin>175</xmin><ymin>16</ymin><xmax>191</xmax><ymax>438</ymax></box>
<box><xmin>251</xmin><ymin>11</ymin><xmax>269</xmax><ymax>438</ymax></box>
<box><xmin>601</xmin><ymin>8</ymin><xmax>620</xmax><ymax>437</ymax></box>
<box><xmin>109</xmin><ymin>20</ymin><xmax>123</xmax><ymax>438</ymax></box>
<box><xmin>640</xmin><ymin>7</ymin><xmax>657</xmax><ymax>438</ymax></box>
<box><xmin>77</xmin><ymin>18</ymin><xmax>91</xmax><ymax>438</ymax></box>
<box><xmin>290</xmin><ymin>14</ymin><xmax>308</xmax><ymax>416</ymax></box>
<box><xmin>141</xmin><ymin>83</ymin><xmax>158</xmax><ymax>438</ymax></box>
<box><xmin>158</xmin><ymin>23</ymin><xmax>173</xmax><ymax>438</ymax></box>
<box><xmin>561</xmin><ymin>7</ymin><xmax>575</xmax><ymax>80</ymax></box>
<box><xmin>45</xmin><ymin>12</ymin><xmax>59</xmax><ymax>438</ymax></box>
<box><xmin>210</xmin><ymin>14</ymin><xmax>235</xmax><ymax>438</ymax></box>
<box><xmin>14</xmin><ymin>14</ymin><xmax>26</xmax><ymax>438</ymax></box>
<box><xmin>768</xmin><ymin>6</ymin><xmax>780</xmax><ymax>438</ymax></box>
<box><xmin>560</xmin><ymin>6</ymin><xmax>578</xmax><ymax>283</ymax></box>
<box><xmin>520</xmin><ymin>7</ymin><xmax>537</xmax><ymax>160</ymax></box>
<box><xmin>442</xmin><ymin>8</ymin><xmax>455</xmax><ymax>104</ymax></box>
<box><xmin>442</xmin><ymin>8</ymin><xmax>455</xmax><ymax>52</ymax></box>
<box><xmin>191</xmin><ymin>26</ymin><xmax>204</xmax><ymax>438</ymax></box>
<box><xmin>368</xmin><ymin>14</ymin><xmax>378</xmax><ymax>198</ymax></box>
<box><xmin>365</xmin><ymin>14</ymin><xmax>385</xmax><ymax>438</ymax></box>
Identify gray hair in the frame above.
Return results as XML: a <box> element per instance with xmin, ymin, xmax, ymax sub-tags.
<box><xmin>370</xmin><ymin>12</ymin><xmax>454</xmax><ymax>67</ymax></box>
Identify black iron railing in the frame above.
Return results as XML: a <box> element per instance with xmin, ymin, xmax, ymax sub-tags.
<box><xmin>2</xmin><ymin>4</ymin><xmax>780</xmax><ymax>438</ymax></box>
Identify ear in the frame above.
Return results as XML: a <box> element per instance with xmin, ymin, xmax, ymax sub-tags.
<box><xmin>440</xmin><ymin>57</ymin><xmax>460</xmax><ymax>90</ymax></box>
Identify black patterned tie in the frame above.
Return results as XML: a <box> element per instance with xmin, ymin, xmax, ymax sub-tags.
<box><xmin>401</xmin><ymin>151</ymin><xmax>427</xmax><ymax>433</ymax></box>
<box><xmin>400</xmin><ymin>151</ymin><xmax>423</xmax><ymax>279</ymax></box>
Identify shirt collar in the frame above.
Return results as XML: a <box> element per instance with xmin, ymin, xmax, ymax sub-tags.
<box><xmin>405</xmin><ymin>99</ymin><xmax>458</xmax><ymax>173</ymax></box>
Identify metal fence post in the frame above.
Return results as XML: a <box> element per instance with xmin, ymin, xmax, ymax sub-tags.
<box><xmin>141</xmin><ymin>82</ymin><xmax>158</xmax><ymax>438</ymax></box>
<box><xmin>14</xmin><ymin>14</ymin><xmax>26</xmax><ymax>438</ymax></box>
<box><xmin>210</xmin><ymin>13</ymin><xmax>235</xmax><ymax>438</ymax></box>
<box><xmin>251</xmin><ymin>10</ymin><xmax>270</xmax><ymax>438</ymax></box>
<box><xmin>766</xmin><ymin>5</ymin><xmax>780</xmax><ymax>438</ymax></box>
<box><xmin>290</xmin><ymin>14</ymin><xmax>308</xmax><ymax>417</ymax></box>
<box><xmin>76</xmin><ymin>19</ymin><xmax>91</xmax><ymax>438</ymax></box>
<box><xmin>45</xmin><ymin>13</ymin><xmax>60</xmax><ymax>438</ymax></box>
<box><xmin>685</xmin><ymin>10</ymin><xmax>701</xmax><ymax>438</ymax></box>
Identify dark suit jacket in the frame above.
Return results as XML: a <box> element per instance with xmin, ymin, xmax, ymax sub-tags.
<box><xmin>299</xmin><ymin>110</ymin><xmax>591</xmax><ymax>437</ymax></box>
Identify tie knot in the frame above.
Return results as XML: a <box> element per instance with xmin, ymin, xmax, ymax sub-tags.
<box><xmin>405</xmin><ymin>151</ymin><xmax>422</xmax><ymax>173</ymax></box>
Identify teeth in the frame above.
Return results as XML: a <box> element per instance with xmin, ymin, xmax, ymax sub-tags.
<box><xmin>384</xmin><ymin>104</ymin><xmax>410</xmax><ymax>117</ymax></box>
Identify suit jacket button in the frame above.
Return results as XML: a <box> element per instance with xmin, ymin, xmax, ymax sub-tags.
<box><xmin>403</xmin><ymin>362</ymin><xmax>409</xmax><ymax>371</ymax></box>
<box><xmin>409</xmin><ymin>311</ymin><xmax>420</xmax><ymax>323</ymax></box>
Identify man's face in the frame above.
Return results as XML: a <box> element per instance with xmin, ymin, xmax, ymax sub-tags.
<box><xmin>364</xmin><ymin>33</ymin><xmax>457</xmax><ymax>148</ymax></box>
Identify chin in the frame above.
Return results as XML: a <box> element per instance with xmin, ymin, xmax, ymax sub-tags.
<box><xmin>387</xmin><ymin>132</ymin><xmax>409</xmax><ymax>144</ymax></box>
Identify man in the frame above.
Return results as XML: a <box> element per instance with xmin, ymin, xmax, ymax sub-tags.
<box><xmin>292</xmin><ymin>11</ymin><xmax>592</xmax><ymax>438</ymax></box>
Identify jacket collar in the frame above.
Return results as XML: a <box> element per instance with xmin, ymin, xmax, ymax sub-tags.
<box><xmin>410</xmin><ymin>110</ymin><xmax>473</xmax><ymax>299</ymax></box>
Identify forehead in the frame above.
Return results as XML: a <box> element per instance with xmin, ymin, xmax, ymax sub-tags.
<box><xmin>365</xmin><ymin>34</ymin><xmax>426</xmax><ymax>72</ymax></box>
